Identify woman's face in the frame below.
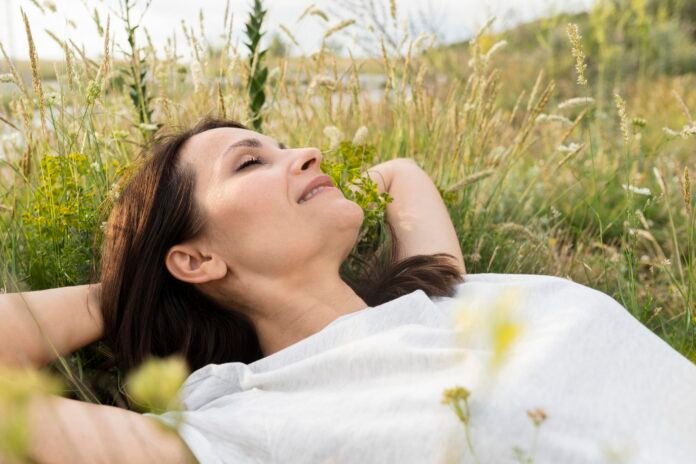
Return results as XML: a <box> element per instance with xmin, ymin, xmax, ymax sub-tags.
<box><xmin>176</xmin><ymin>126</ymin><xmax>365</xmax><ymax>288</ymax></box>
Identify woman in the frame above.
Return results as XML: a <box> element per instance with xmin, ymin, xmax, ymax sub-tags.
<box><xmin>1</xmin><ymin>118</ymin><xmax>695</xmax><ymax>463</ymax></box>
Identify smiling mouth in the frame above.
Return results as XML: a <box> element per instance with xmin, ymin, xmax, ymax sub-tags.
<box><xmin>298</xmin><ymin>186</ymin><xmax>339</xmax><ymax>204</ymax></box>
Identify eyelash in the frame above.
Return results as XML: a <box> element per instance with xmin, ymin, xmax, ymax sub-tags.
<box><xmin>236</xmin><ymin>156</ymin><xmax>262</xmax><ymax>171</ymax></box>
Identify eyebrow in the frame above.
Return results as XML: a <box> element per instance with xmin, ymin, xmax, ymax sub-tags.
<box><xmin>220</xmin><ymin>138</ymin><xmax>286</xmax><ymax>160</ymax></box>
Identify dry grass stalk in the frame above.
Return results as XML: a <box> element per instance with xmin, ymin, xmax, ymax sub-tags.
<box><xmin>557</xmin><ymin>142</ymin><xmax>585</xmax><ymax>167</ymax></box>
<box><xmin>324</xmin><ymin>19</ymin><xmax>355</xmax><ymax>41</ymax></box>
<box><xmin>557</xmin><ymin>97</ymin><xmax>595</xmax><ymax>110</ymax></box>
<box><xmin>64</xmin><ymin>38</ymin><xmax>75</xmax><ymax>88</ymax></box>
<box><xmin>683</xmin><ymin>167</ymin><xmax>692</xmax><ymax>217</ymax></box>
<box><xmin>614</xmin><ymin>93</ymin><xmax>629</xmax><ymax>143</ymax></box>
<box><xmin>223</xmin><ymin>0</ymin><xmax>231</xmax><ymax>30</ymax></box>
<box><xmin>280</xmin><ymin>24</ymin><xmax>300</xmax><ymax>48</ymax></box>
<box><xmin>671</xmin><ymin>90</ymin><xmax>694</xmax><ymax>125</ymax></box>
<box><xmin>69</xmin><ymin>38</ymin><xmax>99</xmax><ymax>71</ymax></box>
<box><xmin>99</xmin><ymin>15</ymin><xmax>111</xmax><ymax>93</ymax></box>
<box><xmin>445</xmin><ymin>170</ymin><xmax>495</xmax><ymax>192</ymax></box>
<box><xmin>516</xmin><ymin>80</ymin><xmax>555</xmax><ymax>151</ymax></box>
<box><xmin>45</xmin><ymin>29</ymin><xmax>74</xmax><ymax>89</ymax></box>
<box><xmin>17</xmin><ymin>98</ymin><xmax>33</xmax><ymax>178</ymax></box>
<box><xmin>309</xmin><ymin>7</ymin><xmax>329</xmax><ymax>22</ymax></box>
<box><xmin>298</xmin><ymin>4</ymin><xmax>320</xmax><ymax>22</ymax></box>
<box><xmin>217</xmin><ymin>81</ymin><xmax>227</xmax><ymax>119</ymax></box>
<box><xmin>560</xmin><ymin>108</ymin><xmax>589</xmax><ymax>144</ymax></box>
<box><xmin>21</xmin><ymin>8</ymin><xmax>47</xmax><ymax>137</ymax></box>
<box><xmin>0</xmin><ymin>114</ymin><xmax>20</xmax><ymax>131</ymax></box>
<box><xmin>653</xmin><ymin>167</ymin><xmax>667</xmax><ymax>195</ymax></box>
<box><xmin>527</xmin><ymin>70</ymin><xmax>544</xmax><ymax>112</ymax></box>
<box><xmin>0</xmin><ymin>42</ymin><xmax>29</xmax><ymax>98</ymax></box>
<box><xmin>380</xmin><ymin>38</ymin><xmax>394</xmax><ymax>90</ymax></box>
<box><xmin>566</xmin><ymin>23</ymin><xmax>587</xmax><ymax>86</ymax></box>
<box><xmin>508</xmin><ymin>89</ymin><xmax>526</xmax><ymax>124</ymax></box>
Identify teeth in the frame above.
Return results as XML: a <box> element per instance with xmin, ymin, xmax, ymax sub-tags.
<box><xmin>300</xmin><ymin>185</ymin><xmax>329</xmax><ymax>203</ymax></box>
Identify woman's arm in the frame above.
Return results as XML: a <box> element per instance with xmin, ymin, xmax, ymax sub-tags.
<box><xmin>359</xmin><ymin>158</ymin><xmax>466</xmax><ymax>275</ymax></box>
<box><xmin>0</xmin><ymin>284</ymin><xmax>104</xmax><ymax>368</ymax></box>
<box><xmin>5</xmin><ymin>394</ymin><xmax>196</xmax><ymax>463</ymax></box>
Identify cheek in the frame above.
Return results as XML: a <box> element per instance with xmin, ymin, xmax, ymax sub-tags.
<box><xmin>204</xmin><ymin>182</ymin><xmax>296</xmax><ymax>248</ymax></box>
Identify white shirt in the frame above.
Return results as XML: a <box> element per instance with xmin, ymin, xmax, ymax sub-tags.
<box><xmin>146</xmin><ymin>273</ymin><xmax>696</xmax><ymax>463</ymax></box>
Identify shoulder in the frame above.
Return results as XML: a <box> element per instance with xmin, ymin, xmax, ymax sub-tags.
<box><xmin>430</xmin><ymin>273</ymin><xmax>628</xmax><ymax>320</ymax></box>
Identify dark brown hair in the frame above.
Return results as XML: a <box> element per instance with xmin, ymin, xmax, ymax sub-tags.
<box><xmin>100</xmin><ymin>117</ymin><xmax>464</xmax><ymax>376</ymax></box>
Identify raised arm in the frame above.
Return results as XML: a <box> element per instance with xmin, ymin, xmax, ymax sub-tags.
<box><xmin>0</xmin><ymin>284</ymin><xmax>104</xmax><ymax>368</ymax></box>
<box><xmin>1</xmin><ymin>394</ymin><xmax>196</xmax><ymax>463</ymax></box>
<box><xmin>359</xmin><ymin>158</ymin><xmax>466</xmax><ymax>275</ymax></box>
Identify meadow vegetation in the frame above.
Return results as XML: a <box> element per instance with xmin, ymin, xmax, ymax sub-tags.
<box><xmin>0</xmin><ymin>0</ymin><xmax>694</xmax><ymax>460</ymax></box>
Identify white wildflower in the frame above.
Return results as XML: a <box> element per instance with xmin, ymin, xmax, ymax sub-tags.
<box><xmin>556</xmin><ymin>142</ymin><xmax>583</xmax><ymax>153</ymax></box>
<box><xmin>536</xmin><ymin>114</ymin><xmax>572</xmax><ymax>125</ymax></box>
<box><xmin>109</xmin><ymin>183</ymin><xmax>121</xmax><ymax>201</ymax></box>
<box><xmin>352</xmin><ymin>126</ymin><xmax>368</xmax><ymax>145</ymax></box>
<box><xmin>309</xmin><ymin>75</ymin><xmax>336</xmax><ymax>92</ymax></box>
<box><xmin>557</xmin><ymin>97</ymin><xmax>595</xmax><ymax>110</ymax></box>
<box><xmin>622</xmin><ymin>184</ymin><xmax>651</xmax><ymax>196</ymax></box>
<box><xmin>45</xmin><ymin>90</ymin><xmax>58</xmax><ymax>105</ymax></box>
<box><xmin>0</xmin><ymin>73</ymin><xmax>14</xmax><ymax>84</ymax></box>
<box><xmin>323</xmin><ymin>126</ymin><xmax>343</xmax><ymax>149</ymax></box>
<box><xmin>662</xmin><ymin>127</ymin><xmax>679</xmax><ymax>138</ymax></box>
<box><xmin>138</xmin><ymin>123</ymin><xmax>158</xmax><ymax>132</ymax></box>
<box><xmin>682</xmin><ymin>124</ymin><xmax>696</xmax><ymax>138</ymax></box>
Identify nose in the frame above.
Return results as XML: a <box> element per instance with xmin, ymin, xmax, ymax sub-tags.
<box><xmin>292</xmin><ymin>147</ymin><xmax>323</xmax><ymax>173</ymax></box>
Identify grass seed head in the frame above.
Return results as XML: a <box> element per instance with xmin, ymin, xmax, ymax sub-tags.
<box><xmin>566</xmin><ymin>23</ymin><xmax>588</xmax><ymax>86</ymax></box>
<box><xmin>557</xmin><ymin>96</ymin><xmax>595</xmax><ymax>110</ymax></box>
<box><xmin>614</xmin><ymin>93</ymin><xmax>630</xmax><ymax>143</ymax></box>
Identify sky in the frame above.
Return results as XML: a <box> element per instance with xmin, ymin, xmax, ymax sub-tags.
<box><xmin>0</xmin><ymin>0</ymin><xmax>595</xmax><ymax>61</ymax></box>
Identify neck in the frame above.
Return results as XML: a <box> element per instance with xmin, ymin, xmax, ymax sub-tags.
<box><xmin>228</xmin><ymin>271</ymin><xmax>369</xmax><ymax>358</ymax></box>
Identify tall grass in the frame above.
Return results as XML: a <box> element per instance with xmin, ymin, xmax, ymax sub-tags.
<box><xmin>0</xmin><ymin>0</ymin><xmax>694</xmax><ymax>457</ymax></box>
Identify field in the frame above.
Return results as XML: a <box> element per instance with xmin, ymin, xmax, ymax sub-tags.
<box><xmin>0</xmin><ymin>0</ymin><xmax>695</xmax><ymax>460</ymax></box>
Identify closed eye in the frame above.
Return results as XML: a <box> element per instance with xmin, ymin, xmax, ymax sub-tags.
<box><xmin>236</xmin><ymin>156</ymin><xmax>262</xmax><ymax>171</ymax></box>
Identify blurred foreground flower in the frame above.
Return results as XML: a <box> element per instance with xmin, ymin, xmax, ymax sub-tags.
<box><xmin>527</xmin><ymin>407</ymin><xmax>548</xmax><ymax>427</ymax></box>
<box><xmin>452</xmin><ymin>289</ymin><xmax>525</xmax><ymax>372</ymax></box>
<box><xmin>0</xmin><ymin>367</ymin><xmax>63</xmax><ymax>462</ymax></box>
<box><xmin>125</xmin><ymin>355</ymin><xmax>189</xmax><ymax>415</ymax></box>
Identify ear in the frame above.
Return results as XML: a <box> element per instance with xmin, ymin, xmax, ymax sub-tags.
<box><xmin>165</xmin><ymin>243</ymin><xmax>228</xmax><ymax>284</ymax></box>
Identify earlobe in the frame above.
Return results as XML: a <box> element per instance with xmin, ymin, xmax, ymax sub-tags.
<box><xmin>165</xmin><ymin>245</ymin><xmax>228</xmax><ymax>284</ymax></box>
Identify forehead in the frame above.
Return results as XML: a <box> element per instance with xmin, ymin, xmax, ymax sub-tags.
<box><xmin>180</xmin><ymin>127</ymin><xmax>276</xmax><ymax>165</ymax></box>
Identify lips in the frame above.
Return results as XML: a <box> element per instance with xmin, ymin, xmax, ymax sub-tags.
<box><xmin>298</xmin><ymin>175</ymin><xmax>335</xmax><ymax>203</ymax></box>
